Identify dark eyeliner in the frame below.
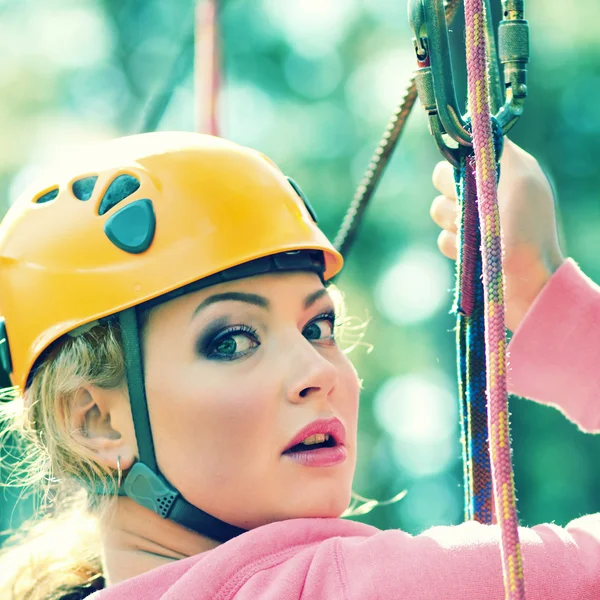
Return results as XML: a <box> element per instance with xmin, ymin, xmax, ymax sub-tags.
<box><xmin>305</xmin><ymin>309</ymin><xmax>337</xmax><ymax>338</ymax></box>
<box><xmin>197</xmin><ymin>322</ymin><xmax>259</xmax><ymax>360</ymax></box>
<box><xmin>195</xmin><ymin>317</ymin><xmax>231</xmax><ymax>356</ymax></box>
<box><xmin>311</xmin><ymin>309</ymin><xmax>336</xmax><ymax>325</ymax></box>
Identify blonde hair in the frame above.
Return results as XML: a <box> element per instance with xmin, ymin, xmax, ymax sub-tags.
<box><xmin>0</xmin><ymin>322</ymin><xmax>124</xmax><ymax>600</ymax></box>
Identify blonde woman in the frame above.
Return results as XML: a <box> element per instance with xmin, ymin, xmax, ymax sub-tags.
<box><xmin>0</xmin><ymin>132</ymin><xmax>598</xmax><ymax>600</ymax></box>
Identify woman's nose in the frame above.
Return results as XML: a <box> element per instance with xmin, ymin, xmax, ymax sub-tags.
<box><xmin>285</xmin><ymin>339</ymin><xmax>338</xmax><ymax>404</ymax></box>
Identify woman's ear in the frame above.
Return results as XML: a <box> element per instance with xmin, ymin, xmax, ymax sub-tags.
<box><xmin>68</xmin><ymin>385</ymin><xmax>137</xmax><ymax>471</ymax></box>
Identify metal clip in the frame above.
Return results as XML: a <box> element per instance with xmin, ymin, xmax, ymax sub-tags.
<box><xmin>409</xmin><ymin>0</ymin><xmax>529</xmax><ymax>165</ymax></box>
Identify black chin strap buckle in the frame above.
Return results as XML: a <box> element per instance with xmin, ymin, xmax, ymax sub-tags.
<box><xmin>123</xmin><ymin>462</ymin><xmax>178</xmax><ymax>518</ymax></box>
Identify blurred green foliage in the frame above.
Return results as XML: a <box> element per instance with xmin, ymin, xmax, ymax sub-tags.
<box><xmin>1</xmin><ymin>0</ymin><xmax>600</xmax><ymax>541</ymax></box>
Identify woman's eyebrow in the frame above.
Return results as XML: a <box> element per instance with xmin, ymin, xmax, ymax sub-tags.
<box><xmin>192</xmin><ymin>288</ymin><xmax>330</xmax><ymax>320</ymax></box>
<box><xmin>193</xmin><ymin>292</ymin><xmax>270</xmax><ymax>319</ymax></box>
<box><xmin>304</xmin><ymin>288</ymin><xmax>329</xmax><ymax>308</ymax></box>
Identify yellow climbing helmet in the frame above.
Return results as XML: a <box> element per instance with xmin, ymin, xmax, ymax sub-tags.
<box><xmin>0</xmin><ymin>131</ymin><xmax>343</xmax><ymax>390</ymax></box>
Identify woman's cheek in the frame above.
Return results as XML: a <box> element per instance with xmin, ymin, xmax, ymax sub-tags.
<box><xmin>196</xmin><ymin>373</ymin><xmax>279</xmax><ymax>457</ymax></box>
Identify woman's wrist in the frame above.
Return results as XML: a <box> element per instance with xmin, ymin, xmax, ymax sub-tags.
<box><xmin>505</xmin><ymin>247</ymin><xmax>565</xmax><ymax>332</ymax></box>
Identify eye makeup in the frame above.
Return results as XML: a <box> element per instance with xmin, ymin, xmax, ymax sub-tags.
<box><xmin>194</xmin><ymin>304</ymin><xmax>339</xmax><ymax>363</ymax></box>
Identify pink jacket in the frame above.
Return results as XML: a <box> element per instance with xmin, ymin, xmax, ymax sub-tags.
<box><xmin>93</xmin><ymin>259</ymin><xmax>600</xmax><ymax>599</ymax></box>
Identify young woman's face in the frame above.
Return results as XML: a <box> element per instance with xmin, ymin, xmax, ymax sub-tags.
<box><xmin>142</xmin><ymin>271</ymin><xmax>360</xmax><ymax>530</ymax></box>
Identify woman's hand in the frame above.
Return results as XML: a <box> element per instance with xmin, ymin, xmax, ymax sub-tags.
<box><xmin>429</xmin><ymin>138</ymin><xmax>566</xmax><ymax>331</ymax></box>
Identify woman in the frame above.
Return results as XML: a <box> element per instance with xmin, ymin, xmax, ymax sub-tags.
<box><xmin>0</xmin><ymin>131</ymin><xmax>598</xmax><ymax>599</ymax></box>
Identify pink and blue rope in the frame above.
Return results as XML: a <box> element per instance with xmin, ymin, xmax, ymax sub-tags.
<box><xmin>465</xmin><ymin>0</ymin><xmax>526</xmax><ymax>596</ymax></box>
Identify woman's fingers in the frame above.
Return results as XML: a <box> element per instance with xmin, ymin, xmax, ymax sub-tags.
<box><xmin>437</xmin><ymin>230</ymin><xmax>457</xmax><ymax>260</ymax></box>
<box><xmin>430</xmin><ymin>194</ymin><xmax>458</xmax><ymax>233</ymax></box>
<box><xmin>431</xmin><ymin>159</ymin><xmax>458</xmax><ymax>262</ymax></box>
<box><xmin>432</xmin><ymin>160</ymin><xmax>456</xmax><ymax>199</ymax></box>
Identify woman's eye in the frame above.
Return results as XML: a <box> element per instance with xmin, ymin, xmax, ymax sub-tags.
<box><xmin>214</xmin><ymin>334</ymin><xmax>255</xmax><ymax>356</ymax></box>
<box><xmin>303</xmin><ymin>315</ymin><xmax>335</xmax><ymax>342</ymax></box>
<box><xmin>204</xmin><ymin>327</ymin><xmax>259</xmax><ymax>360</ymax></box>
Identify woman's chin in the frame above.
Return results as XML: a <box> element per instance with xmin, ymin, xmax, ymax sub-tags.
<box><xmin>239</xmin><ymin>490</ymin><xmax>352</xmax><ymax>530</ymax></box>
<box><xmin>285</xmin><ymin>488</ymin><xmax>353</xmax><ymax>521</ymax></box>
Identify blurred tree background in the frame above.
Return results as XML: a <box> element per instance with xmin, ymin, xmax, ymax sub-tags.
<box><xmin>1</xmin><ymin>0</ymin><xmax>600</xmax><ymax>543</ymax></box>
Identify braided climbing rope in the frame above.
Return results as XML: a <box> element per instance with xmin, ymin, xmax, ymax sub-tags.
<box><xmin>462</xmin><ymin>0</ymin><xmax>525</xmax><ymax>597</ymax></box>
<box><xmin>334</xmin><ymin>82</ymin><xmax>418</xmax><ymax>255</ymax></box>
<box><xmin>453</xmin><ymin>154</ymin><xmax>494</xmax><ymax>525</ymax></box>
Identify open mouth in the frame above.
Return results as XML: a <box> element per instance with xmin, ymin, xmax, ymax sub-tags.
<box><xmin>281</xmin><ymin>417</ymin><xmax>347</xmax><ymax>467</ymax></box>
<box><xmin>282</xmin><ymin>434</ymin><xmax>338</xmax><ymax>454</ymax></box>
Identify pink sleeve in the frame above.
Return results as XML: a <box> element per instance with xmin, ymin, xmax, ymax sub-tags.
<box><xmin>340</xmin><ymin>515</ymin><xmax>600</xmax><ymax>599</ymax></box>
<box><xmin>507</xmin><ymin>258</ymin><xmax>600</xmax><ymax>432</ymax></box>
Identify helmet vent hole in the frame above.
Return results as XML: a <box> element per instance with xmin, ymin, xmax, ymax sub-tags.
<box><xmin>98</xmin><ymin>174</ymin><xmax>141</xmax><ymax>215</ymax></box>
<box><xmin>34</xmin><ymin>187</ymin><xmax>59</xmax><ymax>204</ymax></box>
<box><xmin>72</xmin><ymin>176</ymin><xmax>98</xmax><ymax>201</ymax></box>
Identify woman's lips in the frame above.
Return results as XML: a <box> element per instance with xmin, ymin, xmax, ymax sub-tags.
<box><xmin>282</xmin><ymin>416</ymin><xmax>347</xmax><ymax>467</ymax></box>
<box><xmin>282</xmin><ymin>445</ymin><xmax>347</xmax><ymax>467</ymax></box>
<box><xmin>282</xmin><ymin>417</ymin><xmax>346</xmax><ymax>453</ymax></box>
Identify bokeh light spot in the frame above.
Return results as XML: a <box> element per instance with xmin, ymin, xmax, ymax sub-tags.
<box><xmin>374</xmin><ymin>373</ymin><xmax>458</xmax><ymax>476</ymax></box>
<box><xmin>375</xmin><ymin>245</ymin><xmax>452</xmax><ymax>325</ymax></box>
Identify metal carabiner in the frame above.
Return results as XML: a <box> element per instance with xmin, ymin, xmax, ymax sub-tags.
<box><xmin>408</xmin><ymin>0</ymin><xmax>529</xmax><ymax>166</ymax></box>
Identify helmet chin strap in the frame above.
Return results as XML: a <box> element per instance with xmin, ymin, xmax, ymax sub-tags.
<box><xmin>116</xmin><ymin>251</ymin><xmax>326</xmax><ymax>543</ymax></box>
<box><xmin>118</xmin><ymin>307</ymin><xmax>246</xmax><ymax>543</ymax></box>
